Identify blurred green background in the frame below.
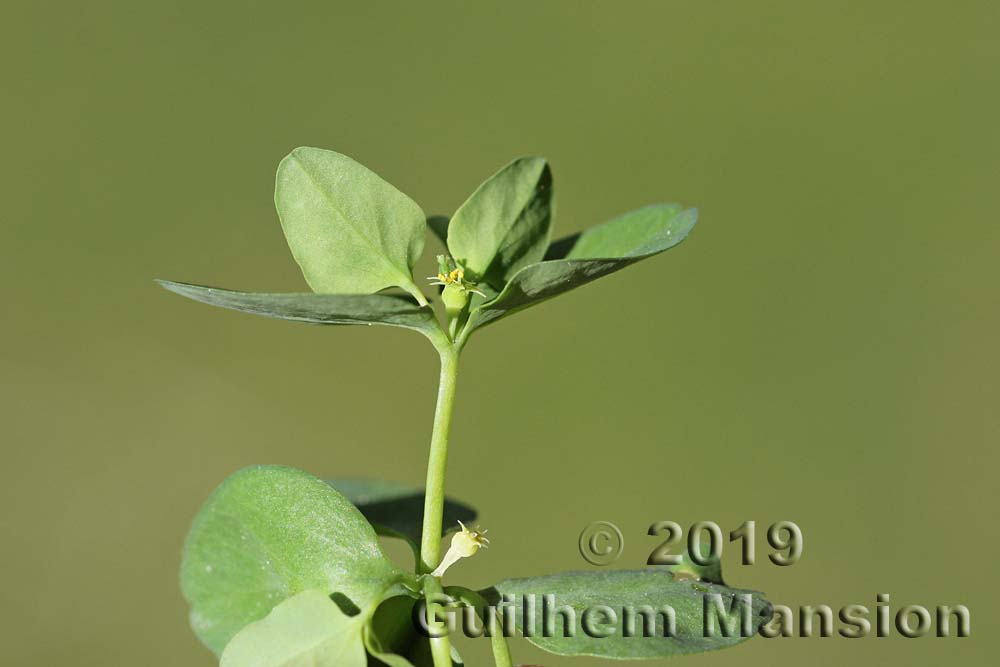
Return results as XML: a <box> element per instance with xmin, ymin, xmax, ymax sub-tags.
<box><xmin>2</xmin><ymin>2</ymin><xmax>997</xmax><ymax>666</ymax></box>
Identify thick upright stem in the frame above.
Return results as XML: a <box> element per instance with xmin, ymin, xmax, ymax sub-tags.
<box><xmin>419</xmin><ymin>346</ymin><xmax>460</xmax><ymax>572</ymax></box>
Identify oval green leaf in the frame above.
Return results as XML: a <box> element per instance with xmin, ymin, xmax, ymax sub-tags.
<box><xmin>181</xmin><ymin>466</ymin><xmax>409</xmax><ymax>655</ymax></box>
<box><xmin>156</xmin><ymin>280</ymin><xmax>441</xmax><ymax>337</ymax></box>
<box><xmin>275</xmin><ymin>147</ymin><xmax>428</xmax><ymax>304</ymax></box>
<box><xmin>220</xmin><ymin>589</ymin><xmax>367</xmax><ymax>667</ymax></box>
<box><xmin>484</xmin><ymin>569</ymin><xmax>770</xmax><ymax>659</ymax></box>
<box><xmin>462</xmin><ymin>204</ymin><xmax>697</xmax><ymax>336</ymax></box>
<box><xmin>446</xmin><ymin>157</ymin><xmax>554</xmax><ymax>290</ymax></box>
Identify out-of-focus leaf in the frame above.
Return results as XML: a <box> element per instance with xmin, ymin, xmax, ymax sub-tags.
<box><xmin>328</xmin><ymin>478</ymin><xmax>477</xmax><ymax>549</ymax></box>
<box><xmin>484</xmin><ymin>569</ymin><xmax>769</xmax><ymax>659</ymax></box>
<box><xmin>366</xmin><ymin>597</ymin><xmax>464</xmax><ymax>667</ymax></box>
<box><xmin>365</xmin><ymin>596</ymin><xmax>420</xmax><ymax>667</ymax></box>
<box><xmin>181</xmin><ymin>466</ymin><xmax>408</xmax><ymax>655</ymax></box>
<box><xmin>220</xmin><ymin>589</ymin><xmax>368</xmax><ymax>667</ymax></box>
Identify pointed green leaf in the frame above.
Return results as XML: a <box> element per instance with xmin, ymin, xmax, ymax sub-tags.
<box><xmin>328</xmin><ymin>478</ymin><xmax>477</xmax><ymax>549</ymax></box>
<box><xmin>275</xmin><ymin>147</ymin><xmax>428</xmax><ymax>304</ymax></box>
<box><xmin>463</xmin><ymin>204</ymin><xmax>697</xmax><ymax>335</ymax></box>
<box><xmin>446</xmin><ymin>157</ymin><xmax>554</xmax><ymax>290</ymax></box>
<box><xmin>220</xmin><ymin>589</ymin><xmax>367</xmax><ymax>667</ymax></box>
<box><xmin>484</xmin><ymin>569</ymin><xmax>770</xmax><ymax>659</ymax></box>
<box><xmin>157</xmin><ymin>281</ymin><xmax>441</xmax><ymax>337</ymax></box>
<box><xmin>549</xmin><ymin>203</ymin><xmax>695</xmax><ymax>261</ymax></box>
<box><xmin>181</xmin><ymin>466</ymin><xmax>409</xmax><ymax>655</ymax></box>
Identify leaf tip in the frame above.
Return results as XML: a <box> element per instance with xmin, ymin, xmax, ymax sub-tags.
<box><xmin>155</xmin><ymin>278</ymin><xmax>184</xmax><ymax>294</ymax></box>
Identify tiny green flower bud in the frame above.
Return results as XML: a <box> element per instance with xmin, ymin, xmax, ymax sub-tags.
<box><xmin>442</xmin><ymin>282</ymin><xmax>470</xmax><ymax>315</ymax></box>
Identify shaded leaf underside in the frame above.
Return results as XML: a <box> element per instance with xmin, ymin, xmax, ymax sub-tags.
<box><xmin>157</xmin><ymin>280</ymin><xmax>439</xmax><ymax>335</ymax></box>
<box><xmin>329</xmin><ymin>478</ymin><xmax>477</xmax><ymax>551</ymax></box>
<box><xmin>446</xmin><ymin>156</ymin><xmax>554</xmax><ymax>291</ymax></box>
<box><xmin>464</xmin><ymin>204</ymin><xmax>698</xmax><ymax>334</ymax></box>
<box><xmin>485</xmin><ymin>569</ymin><xmax>770</xmax><ymax>659</ymax></box>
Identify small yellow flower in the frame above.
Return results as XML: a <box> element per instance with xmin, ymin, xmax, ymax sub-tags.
<box><xmin>431</xmin><ymin>521</ymin><xmax>489</xmax><ymax>577</ymax></box>
<box><xmin>427</xmin><ymin>256</ymin><xmax>486</xmax><ymax>298</ymax></box>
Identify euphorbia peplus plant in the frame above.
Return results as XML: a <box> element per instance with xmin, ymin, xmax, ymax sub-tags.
<box><xmin>160</xmin><ymin>148</ymin><xmax>771</xmax><ymax>667</ymax></box>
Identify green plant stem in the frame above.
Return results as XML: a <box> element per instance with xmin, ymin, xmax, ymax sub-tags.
<box><xmin>419</xmin><ymin>344</ymin><xmax>461</xmax><ymax>572</ymax></box>
<box><xmin>428</xmin><ymin>622</ymin><xmax>454</xmax><ymax>667</ymax></box>
<box><xmin>423</xmin><ymin>576</ymin><xmax>455</xmax><ymax>667</ymax></box>
<box><xmin>446</xmin><ymin>586</ymin><xmax>513</xmax><ymax>667</ymax></box>
<box><xmin>489</xmin><ymin>623</ymin><xmax>513</xmax><ymax>667</ymax></box>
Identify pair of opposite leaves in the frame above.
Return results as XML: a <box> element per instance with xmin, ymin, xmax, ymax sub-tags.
<box><xmin>159</xmin><ymin>147</ymin><xmax>698</xmax><ymax>340</ymax></box>
<box><xmin>185</xmin><ymin>466</ymin><xmax>771</xmax><ymax>667</ymax></box>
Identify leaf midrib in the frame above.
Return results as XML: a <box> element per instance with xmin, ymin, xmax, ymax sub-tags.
<box><xmin>291</xmin><ymin>154</ymin><xmax>409</xmax><ymax>286</ymax></box>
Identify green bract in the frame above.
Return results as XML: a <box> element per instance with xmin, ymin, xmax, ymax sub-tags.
<box><xmin>162</xmin><ymin>148</ymin><xmax>766</xmax><ymax>667</ymax></box>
